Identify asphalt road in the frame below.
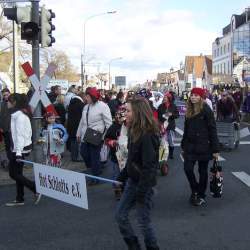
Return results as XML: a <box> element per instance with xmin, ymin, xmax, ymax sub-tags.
<box><xmin>1</xmin><ymin>116</ymin><xmax>250</xmax><ymax>250</ymax></box>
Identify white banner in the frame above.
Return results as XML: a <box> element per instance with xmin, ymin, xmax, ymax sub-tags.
<box><xmin>33</xmin><ymin>163</ymin><xmax>88</xmax><ymax>209</ymax></box>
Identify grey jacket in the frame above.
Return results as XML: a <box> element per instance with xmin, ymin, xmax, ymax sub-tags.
<box><xmin>77</xmin><ymin>101</ymin><xmax>112</xmax><ymax>141</ymax></box>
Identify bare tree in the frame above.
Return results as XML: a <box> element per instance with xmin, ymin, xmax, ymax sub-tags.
<box><xmin>41</xmin><ymin>49</ymin><xmax>79</xmax><ymax>82</ymax></box>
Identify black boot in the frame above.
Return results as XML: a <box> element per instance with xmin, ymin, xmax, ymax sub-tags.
<box><xmin>124</xmin><ymin>237</ymin><xmax>142</xmax><ymax>250</ymax></box>
<box><xmin>169</xmin><ymin>146</ymin><xmax>174</xmax><ymax>159</ymax></box>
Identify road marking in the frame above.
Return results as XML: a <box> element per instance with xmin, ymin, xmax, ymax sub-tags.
<box><xmin>232</xmin><ymin>172</ymin><xmax>250</xmax><ymax>187</ymax></box>
<box><xmin>240</xmin><ymin>141</ymin><xmax>250</xmax><ymax>145</ymax></box>
<box><xmin>240</xmin><ymin>127</ymin><xmax>250</xmax><ymax>139</ymax></box>
<box><xmin>175</xmin><ymin>127</ymin><xmax>184</xmax><ymax>136</ymax></box>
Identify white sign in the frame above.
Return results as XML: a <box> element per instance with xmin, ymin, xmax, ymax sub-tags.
<box><xmin>34</xmin><ymin>163</ymin><xmax>88</xmax><ymax>209</ymax></box>
<box><xmin>46</xmin><ymin>79</ymin><xmax>69</xmax><ymax>95</ymax></box>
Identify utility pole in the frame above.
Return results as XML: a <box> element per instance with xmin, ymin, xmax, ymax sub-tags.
<box><xmin>31</xmin><ymin>0</ymin><xmax>41</xmax><ymax>162</ymax></box>
<box><xmin>13</xmin><ymin>20</ymin><xmax>19</xmax><ymax>93</ymax></box>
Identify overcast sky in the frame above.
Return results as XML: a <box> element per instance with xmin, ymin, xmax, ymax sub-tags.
<box><xmin>5</xmin><ymin>0</ymin><xmax>250</xmax><ymax>85</ymax></box>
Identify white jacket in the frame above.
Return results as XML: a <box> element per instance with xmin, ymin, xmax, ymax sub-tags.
<box><xmin>11</xmin><ymin>110</ymin><xmax>32</xmax><ymax>156</ymax></box>
<box><xmin>77</xmin><ymin>101</ymin><xmax>112</xmax><ymax>141</ymax></box>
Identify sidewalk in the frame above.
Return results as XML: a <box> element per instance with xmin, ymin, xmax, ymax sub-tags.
<box><xmin>0</xmin><ymin>149</ymin><xmax>86</xmax><ymax>186</ymax></box>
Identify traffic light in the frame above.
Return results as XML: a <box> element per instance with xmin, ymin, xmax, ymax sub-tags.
<box><xmin>40</xmin><ymin>6</ymin><xmax>55</xmax><ymax>47</ymax></box>
<box><xmin>3</xmin><ymin>6</ymin><xmax>39</xmax><ymax>41</ymax></box>
<box><xmin>3</xmin><ymin>6</ymin><xmax>31</xmax><ymax>24</ymax></box>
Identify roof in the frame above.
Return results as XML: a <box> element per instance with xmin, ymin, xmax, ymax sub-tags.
<box><xmin>0</xmin><ymin>52</ymin><xmax>12</xmax><ymax>72</ymax></box>
<box><xmin>205</xmin><ymin>56</ymin><xmax>212</xmax><ymax>75</ymax></box>
<box><xmin>184</xmin><ymin>55</ymin><xmax>212</xmax><ymax>78</ymax></box>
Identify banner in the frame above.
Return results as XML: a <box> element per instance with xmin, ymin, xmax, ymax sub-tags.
<box><xmin>34</xmin><ymin>163</ymin><xmax>88</xmax><ymax>209</ymax></box>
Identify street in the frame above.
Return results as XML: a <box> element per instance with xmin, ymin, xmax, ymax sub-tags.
<box><xmin>1</xmin><ymin>117</ymin><xmax>250</xmax><ymax>250</ymax></box>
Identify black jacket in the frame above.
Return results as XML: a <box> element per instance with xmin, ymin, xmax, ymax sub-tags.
<box><xmin>105</xmin><ymin>122</ymin><xmax>122</xmax><ymax>163</ymax></box>
<box><xmin>0</xmin><ymin>101</ymin><xmax>11</xmax><ymax>132</ymax></box>
<box><xmin>181</xmin><ymin>104</ymin><xmax>219</xmax><ymax>161</ymax></box>
<box><xmin>108</xmin><ymin>99</ymin><xmax>123</xmax><ymax>118</ymax></box>
<box><xmin>117</xmin><ymin>132</ymin><xmax>160</xmax><ymax>195</ymax></box>
<box><xmin>67</xmin><ymin>96</ymin><xmax>85</xmax><ymax>137</ymax></box>
<box><xmin>157</xmin><ymin>103</ymin><xmax>179</xmax><ymax>131</ymax></box>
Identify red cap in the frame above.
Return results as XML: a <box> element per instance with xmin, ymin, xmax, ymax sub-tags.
<box><xmin>191</xmin><ymin>88</ymin><xmax>205</xmax><ymax>98</ymax></box>
<box><xmin>87</xmin><ymin>87</ymin><xmax>100</xmax><ymax>100</ymax></box>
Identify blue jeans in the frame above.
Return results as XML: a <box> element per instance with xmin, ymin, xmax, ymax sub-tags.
<box><xmin>108</xmin><ymin>160</ymin><xmax>120</xmax><ymax>188</ymax></box>
<box><xmin>71</xmin><ymin>137</ymin><xmax>80</xmax><ymax>161</ymax></box>
<box><xmin>80</xmin><ymin>142</ymin><xmax>102</xmax><ymax>176</ymax></box>
<box><xmin>115</xmin><ymin>178</ymin><xmax>158</xmax><ymax>248</ymax></box>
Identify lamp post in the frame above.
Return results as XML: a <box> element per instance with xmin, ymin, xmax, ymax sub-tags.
<box><xmin>81</xmin><ymin>11</ymin><xmax>116</xmax><ymax>89</ymax></box>
<box><xmin>108</xmin><ymin>57</ymin><xmax>122</xmax><ymax>90</ymax></box>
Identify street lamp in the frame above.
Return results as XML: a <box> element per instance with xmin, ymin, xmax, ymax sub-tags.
<box><xmin>108</xmin><ymin>57</ymin><xmax>122</xmax><ymax>90</ymax></box>
<box><xmin>81</xmin><ymin>11</ymin><xmax>117</xmax><ymax>89</ymax></box>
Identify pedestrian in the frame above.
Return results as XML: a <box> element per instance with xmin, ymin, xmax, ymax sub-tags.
<box><xmin>76</xmin><ymin>87</ymin><xmax>112</xmax><ymax>185</ymax></box>
<box><xmin>115</xmin><ymin>97</ymin><xmax>160</xmax><ymax>250</ymax></box>
<box><xmin>158</xmin><ymin>92</ymin><xmax>179</xmax><ymax>159</ymax></box>
<box><xmin>39</xmin><ymin>112</ymin><xmax>68</xmax><ymax>167</ymax></box>
<box><xmin>5</xmin><ymin>93</ymin><xmax>41</xmax><ymax>206</ymax></box>
<box><xmin>54</xmin><ymin>94</ymin><xmax>67</xmax><ymax>125</ymax></box>
<box><xmin>105</xmin><ymin>105</ymin><xmax>126</xmax><ymax>200</ymax></box>
<box><xmin>48</xmin><ymin>85</ymin><xmax>61</xmax><ymax>104</ymax></box>
<box><xmin>67</xmin><ymin>92</ymin><xmax>85</xmax><ymax>161</ymax></box>
<box><xmin>64</xmin><ymin>85</ymin><xmax>77</xmax><ymax>111</ymax></box>
<box><xmin>0</xmin><ymin>88</ymin><xmax>12</xmax><ymax>167</ymax></box>
<box><xmin>216</xmin><ymin>91</ymin><xmax>239</xmax><ymax>122</ymax></box>
<box><xmin>181</xmin><ymin>87</ymin><xmax>219</xmax><ymax>206</ymax></box>
<box><xmin>108</xmin><ymin>91</ymin><xmax>125</xmax><ymax>118</ymax></box>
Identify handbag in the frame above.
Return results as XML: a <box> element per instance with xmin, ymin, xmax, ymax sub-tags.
<box><xmin>210</xmin><ymin>159</ymin><xmax>223</xmax><ymax>198</ymax></box>
<box><xmin>83</xmin><ymin>105</ymin><xmax>103</xmax><ymax>146</ymax></box>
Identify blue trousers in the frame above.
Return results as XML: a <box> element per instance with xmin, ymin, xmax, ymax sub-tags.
<box><xmin>80</xmin><ymin>142</ymin><xmax>102</xmax><ymax>176</ymax></box>
<box><xmin>115</xmin><ymin>178</ymin><xmax>158</xmax><ymax>248</ymax></box>
<box><xmin>70</xmin><ymin>137</ymin><xmax>80</xmax><ymax>161</ymax></box>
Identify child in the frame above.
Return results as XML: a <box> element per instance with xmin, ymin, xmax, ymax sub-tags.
<box><xmin>105</xmin><ymin>106</ymin><xmax>127</xmax><ymax>200</ymax></box>
<box><xmin>39</xmin><ymin>112</ymin><xmax>68</xmax><ymax>167</ymax></box>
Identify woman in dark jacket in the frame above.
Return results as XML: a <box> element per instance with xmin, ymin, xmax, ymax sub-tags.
<box><xmin>67</xmin><ymin>93</ymin><xmax>85</xmax><ymax>161</ymax></box>
<box><xmin>116</xmin><ymin>97</ymin><xmax>160</xmax><ymax>250</ymax></box>
<box><xmin>181</xmin><ymin>88</ymin><xmax>219</xmax><ymax>206</ymax></box>
<box><xmin>158</xmin><ymin>92</ymin><xmax>179</xmax><ymax>159</ymax></box>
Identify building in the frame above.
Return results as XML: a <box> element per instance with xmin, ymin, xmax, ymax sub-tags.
<box><xmin>157</xmin><ymin>68</ymin><xmax>184</xmax><ymax>95</ymax></box>
<box><xmin>184</xmin><ymin>54</ymin><xmax>212</xmax><ymax>90</ymax></box>
<box><xmin>212</xmin><ymin>7</ymin><xmax>250</xmax><ymax>85</ymax></box>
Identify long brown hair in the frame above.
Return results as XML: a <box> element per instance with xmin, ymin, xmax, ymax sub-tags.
<box><xmin>128</xmin><ymin>97</ymin><xmax>159</xmax><ymax>142</ymax></box>
<box><xmin>185</xmin><ymin>98</ymin><xmax>204</xmax><ymax>118</ymax></box>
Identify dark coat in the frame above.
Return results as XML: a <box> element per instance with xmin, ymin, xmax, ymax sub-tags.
<box><xmin>216</xmin><ymin>98</ymin><xmax>239</xmax><ymax>122</ymax></box>
<box><xmin>0</xmin><ymin>101</ymin><xmax>11</xmax><ymax>132</ymax></box>
<box><xmin>67</xmin><ymin>96</ymin><xmax>85</xmax><ymax>138</ymax></box>
<box><xmin>181</xmin><ymin>104</ymin><xmax>219</xmax><ymax>161</ymax></box>
<box><xmin>105</xmin><ymin>122</ymin><xmax>122</xmax><ymax>163</ymax></box>
<box><xmin>117</xmin><ymin>132</ymin><xmax>160</xmax><ymax>195</ymax></box>
<box><xmin>157</xmin><ymin>102</ymin><xmax>179</xmax><ymax>131</ymax></box>
<box><xmin>108</xmin><ymin>99</ymin><xmax>123</xmax><ymax>118</ymax></box>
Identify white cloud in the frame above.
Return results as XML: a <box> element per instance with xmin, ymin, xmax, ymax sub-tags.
<box><xmin>41</xmin><ymin>0</ymin><xmax>217</xmax><ymax>85</ymax></box>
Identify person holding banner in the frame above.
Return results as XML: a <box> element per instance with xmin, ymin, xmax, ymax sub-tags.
<box><xmin>115</xmin><ymin>97</ymin><xmax>160</xmax><ymax>250</ymax></box>
<box><xmin>5</xmin><ymin>94</ymin><xmax>41</xmax><ymax>206</ymax></box>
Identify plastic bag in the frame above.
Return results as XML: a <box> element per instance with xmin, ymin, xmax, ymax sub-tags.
<box><xmin>210</xmin><ymin>160</ymin><xmax>223</xmax><ymax>198</ymax></box>
<box><xmin>100</xmin><ymin>144</ymin><xmax>109</xmax><ymax>163</ymax></box>
<box><xmin>159</xmin><ymin>137</ymin><xmax>169</xmax><ymax>162</ymax></box>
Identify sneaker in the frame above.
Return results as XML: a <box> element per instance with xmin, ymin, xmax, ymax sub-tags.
<box><xmin>195</xmin><ymin>197</ymin><xmax>206</xmax><ymax>206</ymax></box>
<box><xmin>6</xmin><ymin>200</ymin><xmax>24</xmax><ymax>207</ymax></box>
<box><xmin>34</xmin><ymin>193</ymin><xmax>42</xmax><ymax>205</ymax></box>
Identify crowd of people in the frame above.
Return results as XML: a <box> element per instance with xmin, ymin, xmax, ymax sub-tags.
<box><xmin>0</xmin><ymin>83</ymin><xmax>248</xmax><ymax>250</ymax></box>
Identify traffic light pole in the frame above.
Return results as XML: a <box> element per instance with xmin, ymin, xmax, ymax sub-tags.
<box><xmin>31</xmin><ymin>0</ymin><xmax>41</xmax><ymax>162</ymax></box>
